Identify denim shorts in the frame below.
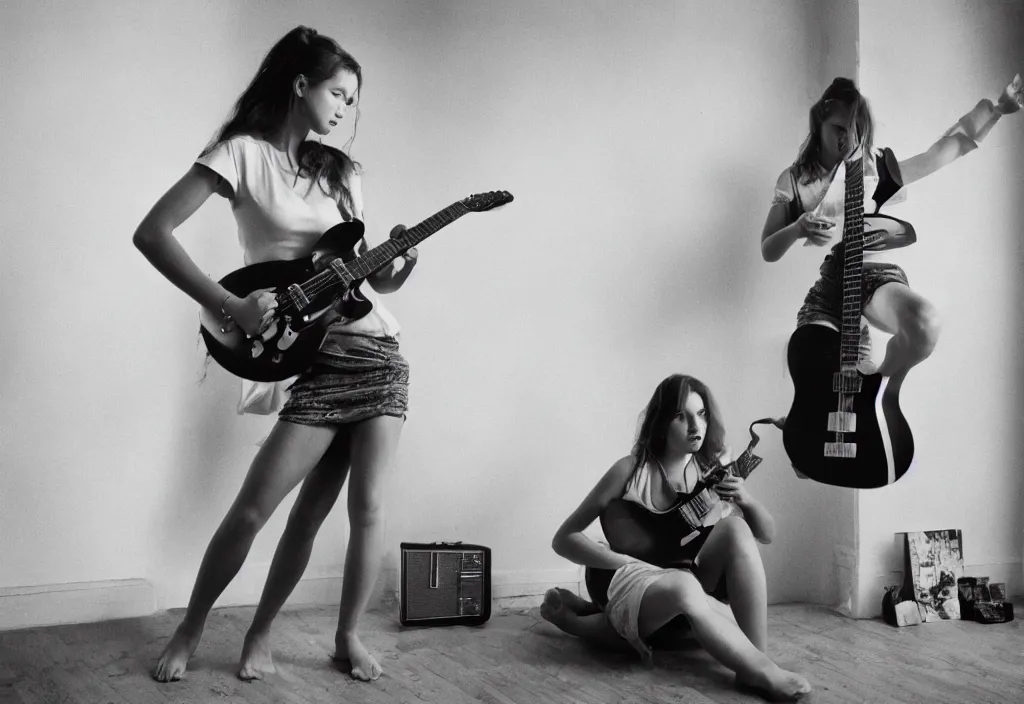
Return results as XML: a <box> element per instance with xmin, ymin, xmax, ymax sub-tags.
<box><xmin>796</xmin><ymin>243</ymin><xmax>910</xmax><ymax>360</ymax></box>
<box><xmin>278</xmin><ymin>328</ymin><xmax>409</xmax><ymax>426</ymax></box>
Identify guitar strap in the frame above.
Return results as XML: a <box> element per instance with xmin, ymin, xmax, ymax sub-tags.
<box><xmin>725</xmin><ymin>416</ymin><xmax>785</xmax><ymax>480</ymax></box>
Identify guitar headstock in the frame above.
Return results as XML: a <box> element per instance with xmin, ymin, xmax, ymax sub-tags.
<box><xmin>461</xmin><ymin>190</ymin><xmax>514</xmax><ymax>212</ymax></box>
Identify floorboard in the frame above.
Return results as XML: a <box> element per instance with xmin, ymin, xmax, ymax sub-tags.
<box><xmin>0</xmin><ymin>602</ymin><xmax>1020</xmax><ymax>703</ymax></box>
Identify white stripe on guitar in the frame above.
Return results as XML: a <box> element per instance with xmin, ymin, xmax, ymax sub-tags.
<box><xmin>876</xmin><ymin>376</ymin><xmax>896</xmax><ymax>485</ymax></box>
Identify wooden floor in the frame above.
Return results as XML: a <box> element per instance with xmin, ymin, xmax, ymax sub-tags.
<box><xmin>0</xmin><ymin>602</ymin><xmax>1021</xmax><ymax>704</ymax></box>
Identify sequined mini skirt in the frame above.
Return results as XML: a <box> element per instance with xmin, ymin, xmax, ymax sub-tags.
<box><xmin>278</xmin><ymin>329</ymin><xmax>409</xmax><ymax>426</ymax></box>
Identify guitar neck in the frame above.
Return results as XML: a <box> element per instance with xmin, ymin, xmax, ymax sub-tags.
<box><xmin>839</xmin><ymin>156</ymin><xmax>866</xmax><ymax>372</ymax></box>
<box><xmin>345</xmin><ymin>201</ymin><xmax>472</xmax><ymax>280</ymax></box>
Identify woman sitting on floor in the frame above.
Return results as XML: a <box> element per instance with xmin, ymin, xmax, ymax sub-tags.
<box><xmin>541</xmin><ymin>374</ymin><xmax>810</xmax><ymax>701</ymax></box>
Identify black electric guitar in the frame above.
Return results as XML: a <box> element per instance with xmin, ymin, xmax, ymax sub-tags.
<box><xmin>199</xmin><ymin>190</ymin><xmax>513</xmax><ymax>381</ymax></box>
<box><xmin>782</xmin><ymin>153</ymin><xmax>914</xmax><ymax>489</ymax></box>
<box><xmin>598</xmin><ymin>418</ymin><xmax>779</xmax><ymax>567</ymax></box>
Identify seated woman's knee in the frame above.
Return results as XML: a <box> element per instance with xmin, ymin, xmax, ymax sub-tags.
<box><xmin>661</xmin><ymin>570</ymin><xmax>707</xmax><ymax>613</ymax></box>
<box><xmin>717</xmin><ymin>514</ymin><xmax>756</xmax><ymax>547</ymax></box>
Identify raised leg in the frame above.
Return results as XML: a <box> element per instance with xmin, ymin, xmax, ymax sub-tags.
<box><xmin>332</xmin><ymin>414</ymin><xmax>404</xmax><ymax>681</ymax></box>
<box><xmin>692</xmin><ymin>516</ymin><xmax>768</xmax><ymax>652</ymax></box>
<box><xmin>238</xmin><ymin>429</ymin><xmax>354</xmax><ymax>680</ymax></box>
<box><xmin>863</xmin><ymin>282</ymin><xmax>941</xmax><ymax>390</ymax></box>
<box><xmin>152</xmin><ymin>421</ymin><xmax>338</xmax><ymax>682</ymax></box>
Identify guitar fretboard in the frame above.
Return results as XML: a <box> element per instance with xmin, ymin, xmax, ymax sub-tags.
<box><xmin>281</xmin><ymin>201</ymin><xmax>472</xmax><ymax>311</ymax></box>
<box><xmin>839</xmin><ymin>156</ymin><xmax>865</xmax><ymax>372</ymax></box>
<box><xmin>346</xmin><ymin>203</ymin><xmax>471</xmax><ymax>280</ymax></box>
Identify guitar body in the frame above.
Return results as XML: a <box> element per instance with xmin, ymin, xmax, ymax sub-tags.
<box><xmin>783</xmin><ymin>324</ymin><xmax>914</xmax><ymax>488</ymax></box>
<box><xmin>198</xmin><ymin>190</ymin><xmax>514</xmax><ymax>382</ymax></box>
<box><xmin>600</xmin><ymin>498</ymin><xmax>698</xmax><ymax>570</ymax></box>
<box><xmin>199</xmin><ymin>221</ymin><xmax>368</xmax><ymax>382</ymax></box>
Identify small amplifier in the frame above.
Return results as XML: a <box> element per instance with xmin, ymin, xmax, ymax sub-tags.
<box><xmin>399</xmin><ymin>542</ymin><xmax>491</xmax><ymax>627</ymax></box>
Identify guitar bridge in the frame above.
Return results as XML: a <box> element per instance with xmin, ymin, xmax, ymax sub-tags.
<box><xmin>827</xmin><ymin>412</ymin><xmax>856</xmax><ymax>432</ymax></box>
<box><xmin>823</xmin><ymin>442</ymin><xmax>857</xmax><ymax>458</ymax></box>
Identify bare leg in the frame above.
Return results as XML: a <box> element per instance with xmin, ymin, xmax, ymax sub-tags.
<box><xmin>238</xmin><ymin>430</ymin><xmax>353</xmax><ymax>680</ymax></box>
<box><xmin>541</xmin><ymin>586</ymin><xmax>735</xmax><ymax>650</ymax></box>
<box><xmin>152</xmin><ymin>421</ymin><xmax>338</xmax><ymax>683</ymax></box>
<box><xmin>332</xmin><ymin>415</ymin><xmax>404</xmax><ymax>681</ymax></box>
<box><xmin>639</xmin><ymin>572</ymin><xmax>810</xmax><ymax>701</ymax></box>
<box><xmin>692</xmin><ymin>516</ymin><xmax>768</xmax><ymax>652</ymax></box>
<box><xmin>863</xmin><ymin>283</ymin><xmax>941</xmax><ymax>389</ymax></box>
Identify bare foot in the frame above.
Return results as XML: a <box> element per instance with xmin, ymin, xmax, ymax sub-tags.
<box><xmin>998</xmin><ymin>73</ymin><xmax>1023</xmax><ymax>114</ymax></box>
<box><xmin>152</xmin><ymin>621</ymin><xmax>202</xmax><ymax>682</ymax></box>
<box><xmin>238</xmin><ymin>629</ymin><xmax>276</xmax><ymax>681</ymax></box>
<box><xmin>333</xmin><ymin>632</ymin><xmax>382</xmax><ymax>681</ymax></box>
<box><xmin>540</xmin><ymin>588</ymin><xmax>572</xmax><ymax>627</ymax></box>
<box><xmin>737</xmin><ymin>664</ymin><xmax>812</xmax><ymax>702</ymax></box>
<box><xmin>552</xmin><ymin>587</ymin><xmax>599</xmax><ymax>615</ymax></box>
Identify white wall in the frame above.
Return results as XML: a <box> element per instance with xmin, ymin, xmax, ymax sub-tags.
<box><xmin>8</xmin><ymin>0</ymin><xmax>1017</xmax><ymax>630</ymax></box>
<box><xmin>804</xmin><ymin>0</ymin><xmax>862</xmax><ymax>616</ymax></box>
<box><xmin>852</xmin><ymin>0</ymin><xmax>1024</xmax><ymax>616</ymax></box>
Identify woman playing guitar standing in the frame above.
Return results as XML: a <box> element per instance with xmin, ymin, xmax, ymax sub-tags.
<box><xmin>541</xmin><ymin>374</ymin><xmax>811</xmax><ymax>701</ymax></box>
<box><xmin>133</xmin><ymin>26</ymin><xmax>416</xmax><ymax>683</ymax></box>
<box><xmin>762</xmin><ymin>75</ymin><xmax>1023</xmax><ymax>395</ymax></box>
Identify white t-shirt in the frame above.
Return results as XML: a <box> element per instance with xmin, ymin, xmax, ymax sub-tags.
<box><xmin>195</xmin><ymin>134</ymin><xmax>400</xmax><ymax>414</ymax></box>
<box><xmin>771</xmin><ymin>146</ymin><xmax>909</xmax><ymax>260</ymax></box>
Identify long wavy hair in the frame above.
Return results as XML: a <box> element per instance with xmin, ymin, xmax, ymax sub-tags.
<box><xmin>200</xmin><ymin>25</ymin><xmax>362</xmax><ymax>211</ymax></box>
<box><xmin>631</xmin><ymin>374</ymin><xmax>727</xmax><ymax>473</ymax></box>
<box><xmin>793</xmin><ymin>77</ymin><xmax>874</xmax><ymax>183</ymax></box>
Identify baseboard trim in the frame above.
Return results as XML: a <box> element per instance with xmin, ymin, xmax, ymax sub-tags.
<box><xmin>1</xmin><ymin>566</ymin><xmax>587</xmax><ymax>631</ymax></box>
<box><xmin>0</xmin><ymin>579</ymin><xmax>155</xmax><ymax>631</ymax></box>
<box><xmin>491</xmin><ymin>568</ymin><xmax>584</xmax><ymax>610</ymax></box>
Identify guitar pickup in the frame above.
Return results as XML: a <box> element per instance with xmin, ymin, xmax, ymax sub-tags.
<box><xmin>827</xmin><ymin>412</ymin><xmax>857</xmax><ymax>432</ymax></box>
<box><xmin>832</xmin><ymin>372</ymin><xmax>863</xmax><ymax>393</ymax></box>
<box><xmin>329</xmin><ymin>259</ymin><xmax>355</xmax><ymax>285</ymax></box>
<box><xmin>287</xmin><ymin>284</ymin><xmax>310</xmax><ymax>309</ymax></box>
<box><xmin>823</xmin><ymin>442</ymin><xmax>857</xmax><ymax>458</ymax></box>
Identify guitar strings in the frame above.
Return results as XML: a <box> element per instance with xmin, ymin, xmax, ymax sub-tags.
<box><xmin>267</xmin><ymin>203</ymin><xmax>470</xmax><ymax>317</ymax></box>
<box><xmin>836</xmin><ymin>153</ymin><xmax>866</xmax><ymax>439</ymax></box>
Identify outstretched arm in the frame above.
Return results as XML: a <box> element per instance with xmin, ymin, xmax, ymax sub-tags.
<box><xmin>898</xmin><ymin>73</ymin><xmax>1023</xmax><ymax>187</ymax></box>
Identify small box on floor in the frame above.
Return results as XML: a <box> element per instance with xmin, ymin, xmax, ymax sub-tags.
<box><xmin>399</xmin><ymin>542</ymin><xmax>491</xmax><ymax>628</ymax></box>
<box><xmin>959</xmin><ymin>576</ymin><xmax>1014</xmax><ymax>624</ymax></box>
